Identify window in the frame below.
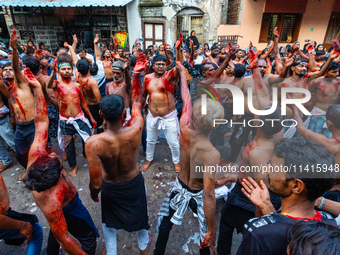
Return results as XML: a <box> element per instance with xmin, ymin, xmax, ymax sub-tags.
<box><xmin>324</xmin><ymin>12</ymin><xmax>340</xmax><ymax>44</ymax></box>
<box><xmin>143</xmin><ymin>22</ymin><xmax>164</xmax><ymax>49</ymax></box>
<box><xmin>259</xmin><ymin>13</ymin><xmax>302</xmax><ymax>43</ymax></box>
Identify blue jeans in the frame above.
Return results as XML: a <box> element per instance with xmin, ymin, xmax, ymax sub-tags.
<box><xmin>0</xmin><ymin>222</ymin><xmax>43</xmax><ymax>255</ymax></box>
<box><xmin>0</xmin><ymin>116</ymin><xmax>15</xmax><ymax>165</ymax></box>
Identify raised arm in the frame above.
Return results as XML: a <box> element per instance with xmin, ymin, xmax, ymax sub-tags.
<box><xmin>64</xmin><ymin>42</ymin><xmax>78</xmax><ymax>67</ymax></box>
<box><xmin>212</xmin><ymin>46</ymin><xmax>236</xmax><ymax>78</ymax></box>
<box><xmin>131</xmin><ymin>53</ymin><xmax>147</xmax><ymax>114</ymax></box>
<box><xmin>307</xmin><ymin>46</ymin><xmax>319</xmax><ymax>72</ymax></box>
<box><xmin>309</xmin><ymin>49</ymin><xmax>339</xmax><ymax>78</ymax></box>
<box><xmin>189</xmin><ymin>39</ymin><xmax>195</xmax><ymax>64</ymax></box>
<box><xmin>10</xmin><ymin>29</ymin><xmax>25</xmax><ymax>85</ymax></box>
<box><xmin>249</xmin><ymin>49</ymin><xmax>271</xmax><ymax>108</ymax></box>
<box><xmin>260</xmin><ymin>44</ymin><xmax>273</xmax><ymax>60</ymax></box>
<box><xmin>273</xmin><ymin>27</ymin><xmax>283</xmax><ymax>74</ymax></box>
<box><xmin>25</xmin><ymin>68</ymin><xmax>49</xmax><ymax>169</ymax></box>
<box><xmin>279</xmin><ymin>53</ymin><xmax>296</xmax><ymax>78</ymax></box>
<box><xmin>46</xmin><ymin>59</ymin><xmax>58</xmax><ymax>89</ymax></box>
<box><xmin>163</xmin><ymin>42</ymin><xmax>172</xmax><ymax>65</ymax></box>
<box><xmin>178</xmin><ymin>62</ymin><xmax>190</xmax><ymax>128</ymax></box>
<box><xmin>94</xmin><ymin>34</ymin><xmax>101</xmax><ymax>62</ymax></box>
<box><xmin>71</xmin><ymin>34</ymin><xmax>78</xmax><ymax>52</ymax></box>
<box><xmin>176</xmin><ymin>32</ymin><xmax>183</xmax><ymax>63</ymax></box>
<box><xmin>0</xmin><ymin>80</ymin><xmax>10</xmax><ymax>98</ymax></box>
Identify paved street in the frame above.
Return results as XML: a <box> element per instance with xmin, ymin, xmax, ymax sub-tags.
<box><xmin>0</xmin><ymin>137</ymin><xmax>242</xmax><ymax>255</ymax></box>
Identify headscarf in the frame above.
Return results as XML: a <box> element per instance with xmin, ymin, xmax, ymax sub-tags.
<box><xmin>279</xmin><ymin>46</ymin><xmax>286</xmax><ymax>57</ymax></box>
<box><xmin>316</xmin><ymin>44</ymin><xmax>325</xmax><ymax>51</ymax></box>
<box><xmin>187</xmin><ymin>30</ymin><xmax>199</xmax><ymax>48</ymax></box>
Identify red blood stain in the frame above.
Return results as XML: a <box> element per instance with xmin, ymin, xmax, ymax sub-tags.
<box><xmin>12</xmin><ymin>86</ymin><xmax>27</xmax><ymax>121</ymax></box>
<box><xmin>61</xmin><ymin>77</ymin><xmax>71</xmax><ymax>84</ymax></box>
<box><xmin>139</xmin><ymin>127</ymin><xmax>142</xmax><ymax>130</ymax></box>
<box><xmin>24</xmin><ymin>67</ymin><xmax>35</xmax><ymax>80</ymax></box>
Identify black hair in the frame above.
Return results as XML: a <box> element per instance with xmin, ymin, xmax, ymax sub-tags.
<box><xmin>78</xmin><ymin>48</ymin><xmax>86</xmax><ymax>53</ymax></box>
<box><xmin>153</xmin><ymin>54</ymin><xmax>168</xmax><ymax>63</ymax></box>
<box><xmin>124</xmin><ymin>47</ymin><xmax>129</xmax><ymax>51</ymax></box>
<box><xmin>117</xmin><ymin>46</ymin><xmax>123</xmax><ymax>50</ymax></box>
<box><xmin>38</xmin><ymin>42</ymin><xmax>45</xmax><ymax>48</ymax></box>
<box><xmin>234</xmin><ymin>64</ymin><xmax>246</xmax><ymax>78</ymax></box>
<box><xmin>288</xmin><ymin>220</ymin><xmax>340</xmax><ymax>255</ymax></box>
<box><xmin>319</xmin><ymin>56</ymin><xmax>329</xmax><ymax>62</ymax></box>
<box><xmin>147</xmin><ymin>45</ymin><xmax>153</xmax><ymax>49</ymax></box>
<box><xmin>87</xmin><ymin>49</ymin><xmax>94</xmax><ymax>55</ymax></box>
<box><xmin>76</xmin><ymin>59</ymin><xmax>89</xmax><ymax>75</ymax></box>
<box><xmin>2</xmin><ymin>62</ymin><xmax>12</xmax><ymax>69</ymax></box>
<box><xmin>24</xmin><ymin>56</ymin><xmax>41</xmax><ymax>75</ymax></box>
<box><xmin>58</xmin><ymin>47</ymin><xmax>68</xmax><ymax>53</ymax></box>
<box><xmin>58</xmin><ymin>53</ymin><xmax>73</xmax><ymax>66</ymax></box>
<box><xmin>75</xmin><ymin>49</ymin><xmax>80</xmax><ymax>54</ymax></box>
<box><xmin>199</xmin><ymin>62</ymin><xmax>214</xmax><ymax>75</ymax></box>
<box><xmin>90</xmin><ymin>63</ymin><xmax>98</xmax><ymax>76</ymax></box>
<box><xmin>24</xmin><ymin>154</ymin><xmax>62</xmax><ymax>192</ymax></box>
<box><xmin>286</xmin><ymin>44</ymin><xmax>293</xmax><ymax>53</ymax></box>
<box><xmin>316</xmin><ymin>50</ymin><xmax>326</xmax><ymax>56</ymax></box>
<box><xmin>235</xmin><ymin>49</ymin><xmax>243</xmax><ymax>54</ymax></box>
<box><xmin>289</xmin><ymin>59</ymin><xmax>307</xmax><ymax>75</ymax></box>
<box><xmin>215</xmin><ymin>146</ymin><xmax>233</xmax><ymax>163</ymax></box>
<box><xmin>274</xmin><ymin>138</ymin><xmax>335</xmax><ymax>201</ymax></box>
<box><xmin>99</xmin><ymin>94</ymin><xmax>124</xmax><ymax>123</ymax></box>
<box><xmin>44</xmin><ymin>48</ymin><xmax>51</xmax><ymax>53</ymax></box>
<box><xmin>211</xmin><ymin>45</ymin><xmax>219</xmax><ymax>51</ymax></box>
<box><xmin>326</xmin><ymin>105</ymin><xmax>340</xmax><ymax>129</ymax></box>
<box><xmin>167</xmin><ymin>50</ymin><xmax>173</xmax><ymax>57</ymax></box>
<box><xmin>260</xmin><ymin>107</ymin><xmax>283</xmax><ymax>137</ymax></box>
<box><xmin>204</xmin><ymin>43</ymin><xmax>209</xmax><ymax>50</ymax></box>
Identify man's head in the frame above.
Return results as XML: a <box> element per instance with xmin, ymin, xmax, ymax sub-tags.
<box><xmin>153</xmin><ymin>54</ymin><xmax>168</xmax><ymax>76</ymax></box>
<box><xmin>199</xmin><ymin>62</ymin><xmax>215</xmax><ymax>78</ymax></box>
<box><xmin>290</xmin><ymin>60</ymin><xmax>308</xmax><ymax>77</ymax></box>
<box><xmin>2</xmin><ymin>62</ymin><xmax>14</xmax><ymax>81</ymax></box>
<box><xmin>198</xmin><ymin>47</ymin><xmax>204</xmax><ymax>55</ymax></box>
<box><xmin>323</xmin><ymin>61</ymin><xmax>339</xmax><ymax>78</ymax></box>
<box><xmin>99</xmin><ymin>94</ymin><xmax>125</xmax><ymax>124</ymax></box>
<box><xmin>153</xmin><ymin>45</ymin><xmax>158</xmax><ymax>52</ymax></box>
<box><xmin>192</xmin><ymin>98</ymin><xmax>224</xmax><ymax>135</ymax></box>
<box><xmin>268</xmin><ymin>138</ymin><xmax>335</xmax><ymax>202</ymax></box>
<box><xmin>90</xmin><ymin>63</ymin><xmax>99</xmax><ymax>76</ymax></box>
<box><xmin>235</xmin><ymin>49</ymin><xmax>243</xmax><ymax>59</ymax></box>
<box><xmin>103</xmin><ymin>49</ymin><xmax>111</xmax><ymax>59</ymax></box>
<box><xmin>27</xmin><ymin>40</ymin><xmax>34</xmax><ymax>48</ymax></box>
<box><xmin>166</xmin><ymin>44</ymin><xmax>171</xmax><ymax>51</ymax></box>
<box><xmin>57</xmin><ymin>53</ymin><xmax>73</xmax><ymax>78</ymax></box>
<box><xmin>326</xmin><ymin>105</ymin><xmax>340</xmax><ymax>133</ymax></box>
<box><xmin>117</xmin><ymin>46</ymin><xmax>123</xmax><ymax>57</ymax></box>
<box><xmin>24</xmin><ymin>154</ymin><xmax>63</xmax><ymax>192</ymax></box>
<box><xmin>38</xmin><ymin>42</ymin><xmax>45</xmax><ymax>50</ymax></box>
<box><xmin>260</xmin><ymin>107</ymin><xmax>283</xmax><ymax>137</ymax></box>
<box><xmin>57</xmin><ymin>47</ymin><xmax>68</xmax><ymax>57</ymax></box>
<box><xmin>211</xmin><ymin>45</ymin><xmax>219</xmax><ymax>57</ymax></box>
<box><xmin>76</xmin><ymin>59</ymin><xmax>90</xmax><ymax>76</ymax></box>
<box><xmin>24</xmin><ymin>56</ymin><xmax>41</xmax><ymax>75</ymax></box>
<box><xmin>124</xmin><ymin>47</ymin><xmax>130</xmax><ymax>57</ymax></box>
<box><xmin>112</xmin><ymin>61</ymin><xmax>124</xmax><ymax>82</ymax></box>
<box><xmin>78</xmin><ymin>49</ymin><xmax>86</xmax><ymax>59</ymax></box>
<box><xmin>258</xmin><ymin>58</ymin><xmax>267</xmax><ymax>77</ymax></box>
<box><xmin>315</xmin><ymin>50</ymin><xmax>326</xmax><ymax>61</ymax></box>
<box><xmin>234</xmin><ymin>64</ymin><xmax>246</xmax><ymax>78</ymax></box>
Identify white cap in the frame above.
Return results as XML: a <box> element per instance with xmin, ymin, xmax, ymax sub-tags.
<box><xmin>0</xmin><ymin>50</ymin><xmax>8</xmax><ymax>57</ymax></box>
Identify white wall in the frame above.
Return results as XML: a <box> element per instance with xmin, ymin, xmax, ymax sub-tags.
<box><xmin>126</xmin><ymin>0</ymin><xmax>142</xmax><ymax>50</ymax></box>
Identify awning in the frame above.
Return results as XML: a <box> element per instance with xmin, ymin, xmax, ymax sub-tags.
<box><xmin>0</xmin><ymin>0</ymin><xmax>133</xmax><ymax>7</ymax></box>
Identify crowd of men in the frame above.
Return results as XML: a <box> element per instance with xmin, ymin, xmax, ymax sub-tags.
<box><xmin>0</xmin><ymin>26</ymin><xmax>340</xmax><ymax>255</ymax></box>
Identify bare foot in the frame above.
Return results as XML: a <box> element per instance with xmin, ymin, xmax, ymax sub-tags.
<box><xmin>140</xmin><ymin>232</ymin><xmax>152</xmax><ymax>255</ymax></box>
<box><xmin>0</xmin><ymin>161</ymin><xmax>13</xmax><ymax>173</ymax></box>
<box><xmin>69</xmin><ymin>165</ymin><xmax>78</xmax><ymax>177</ymax></box>
<box><xmin>174</xmin><ymin>163</ymin><xmax>181</xmax><ymax>173</ymax></box>
<box><xmin>142</xmin><ymin>161</ymin><xmax>152</xmax><ymax>171</ymax></box>
<box><xmin>19</xmin><ymin>169</ymin><xmax>27</xmax><ymax>181</ymax></box>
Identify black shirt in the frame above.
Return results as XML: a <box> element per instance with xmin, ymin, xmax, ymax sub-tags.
<box><xmin>236</xmin><ymin>212</ymin><xmax>336</xmax><ymax>255</ymax></box>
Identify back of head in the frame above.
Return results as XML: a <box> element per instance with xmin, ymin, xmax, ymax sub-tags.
<box><xmin>260</xmin><ymin>107</ymin><xmax>283</xmax><ymax>137</ymax></box>
<box><xmin>215</xmin><ymin>146</ymin><xmax>233</xmax><ymax>163</ymax></box>
<box><xmin>234</xmin><ymin>64</ymin><xmax>246</xmax><ymax>78</ymax></box>
<box><xmin>316</xmin><ymin>50</ymin><xmax>326</xmax><ymax>56</ymax></box>
<box><xmin>76</xmin><ymin>59</ymin><xmax>89</xmax><ymax>75</ymax></box>
<box><xmin>274</xmin><ymin>138</ymin><xmax>335</xmax><ymax>201</ymax></box>
<box><xmin>211</xmin><ymin>45</ymin><xmax>218</xmax><ymax>51</ymax></box>
<box><xmin>99</xmin><ymin>95</ymin><xmax>124</xmax><ymax>123</ymax></box>
<box><xmin>58</xmin><ymin>53</ymin><xmax>72</xmax><ymax>66</ymax></box>
<box><xmin>90</xmin><ymin>63</ymin><xmax>98</xmax><ymax>76</ymax></box>
<box><xmin>288</xmin><ymin>220</ymin><xmax>340</xmax><ymax>255</ymax></box>
<box><xmin>192</xmin><ymin>98</ymin><xmax>224</xmax><ymax>135</ymax></box>
<box><xmin>24</xmin><ymin>56</ymin><xmax>41</xmax><ymax>75</ymax></box>
<box><xmin>153</xmin><ymin>54</ymin><xmax>168</xmax><ymax>63</ymax></box>
<box><xmin>326</xmin><ymin>104</ymin><xmax>340</xmax><ymax>129</ymax></box>
<box><xmin>24</xmin><ymin>154</ymin><xmax>62</xmax><ymax>192</ymax></box>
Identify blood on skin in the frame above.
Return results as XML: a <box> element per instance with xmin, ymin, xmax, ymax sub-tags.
<box><xmin>61</xmin><ymin>77</ymin><xmax>71</xmax><ymax>84</ymax></box>
<box><xmin>24</xmin><ymin>67</ymin><xmax>35</xmax><ymax>80</ymax></box>
<box><xmin>12</xmin><ymin>86</ymin><xmax>27</xmax><ymax>121</ymax></box>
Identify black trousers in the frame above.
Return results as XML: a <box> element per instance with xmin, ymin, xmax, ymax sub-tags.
<box><xmin>154</xmin><ymin>192</ymin><xmax>210</xmax><ymax>255</ymax></box>
<box><xmin>217</xmin><ymin>203</ymin><xmax>254</xmax><ymax>255</ymax></box>
<box><xmin>47</xmin><ymin>214</ymin><xmax>97</xmax><ymax>255</ymax></box>
<box><xmin>59</xmin><ymin>119</ymin><xmax>91</xmax><ymax>168</ymax></box>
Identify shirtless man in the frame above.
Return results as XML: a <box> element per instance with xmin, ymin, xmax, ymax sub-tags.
<box><xmin>86</xmin><ymin>53</ymin><xmax>151</xmax><ymax>255</ymax></box>
<box><xmin>0</xmin><ymin>170</ymin><xmax>43</xmax><ymax>254</ymax></box>
<box><xmin>142</xmin><ymin>37</ymin><xmax>181</xmax><ymax>172</ymax></box>
<box><xmin>66</xmin><ymin>42</ymin><xmax>102</xmax><ymax>132</ymax></box>
<box><xmin>217</xmin><ymin>51</ymin><xmax>282</xmax><ymax>255</ymax></box>
<box><xmin>47</xmin><ymin>53</ymin><xmax>96</xmax><ymax>177</ymax></box>
<box><xmin>281</xmin><ymin>50</ymin><xmax>338</xmax><ymax>139</ymax></box>
<box><xmin>102</xmin><ymin>49</ymin><xmax>113</xmax><ymax>82</ymax></box>
<box><xmin>154</xmin><ymin>62</ymin><xmax>221</xmax><ymax>255</ymax></box>
<box><xmin>23</xmin><ymin>70</ymin><xmax>98</xmax><ymax>255</ymax></box>
<box><xmin>23</xmin><ymin>56</ymin><xmax>59</xmax><ymax>152</ymax></box>
<box><xmin>105</xmin><ymin>60</ymin><xmax>131</xmax><ymax>126</ymax></box>
<box><xmin>0</xmin><ymin>80</ymin><xmax>15</xmax><ymax>172</ymax></box>
<box><xmin>9</xmin><ymin>29</ymin><xmax>36</xmax><ymax>170</ymax></box>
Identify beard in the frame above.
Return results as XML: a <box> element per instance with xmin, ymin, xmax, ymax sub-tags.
<box><xmin>114</xmin><ymin>76</ymin><xmax>123</xmax><ymax>82</ymax></box>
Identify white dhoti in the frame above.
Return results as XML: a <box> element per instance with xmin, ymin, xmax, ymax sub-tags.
<box><xmin>57</xmin><ymin>111</ymin><xmax>92</xmax><ymax>151</ymax></box>
<box><xmin>146</xmin><ymin>109</ymin><xmax>180</xmax><ymax>164</ymax></box>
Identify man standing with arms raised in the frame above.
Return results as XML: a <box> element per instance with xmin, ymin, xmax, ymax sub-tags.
<box><xmin>86</xmin><ymin>53</ymin><xmax>151</xmax><ymax>255</ymax></box>
<box><xmin>142</xmin><ymin>36</ymin><xmax>181</xmax><ymax>172</ymax></box>
<box><xmin>47</xmin><ymin>52</ymin><xmax>96</xmax><ymax>177</ymax></box>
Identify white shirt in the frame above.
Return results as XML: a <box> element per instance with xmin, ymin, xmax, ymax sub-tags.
<box><xmin>77</xmin><ymin>53</ymin><xmax>94</xmax><ymax>63</ymax></box>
